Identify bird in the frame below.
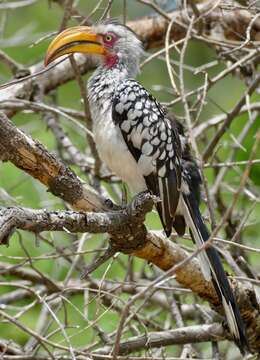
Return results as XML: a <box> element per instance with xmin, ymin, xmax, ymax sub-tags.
<box><xmin>45</xmin><ymin>19</ymin><xmax>249</xmax><ymax>353</ymax></box>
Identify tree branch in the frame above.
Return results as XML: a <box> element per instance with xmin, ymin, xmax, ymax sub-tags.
<box><xmin>95</xmin><ymin>323</ymin><xmax>226</xmax><ymax>355</ymax></box>
<box><xmin>0</xmin><ymin>193</ymin><xmax>154</xmax><ymax>245</ymax></box>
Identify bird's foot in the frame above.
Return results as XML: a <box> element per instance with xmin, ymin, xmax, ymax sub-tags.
<box><xmin>128</xmin><ymin>190</ymin><xmax>156</xmax><ymax>218</ymax></box>
<box><xmin>136</xmin><ymin>190</ymin><xmax>159</xmax><ymax>205</ymax></box>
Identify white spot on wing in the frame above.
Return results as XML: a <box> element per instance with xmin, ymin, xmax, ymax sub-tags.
<box><xmin>159</xmin><ymin>150</ymin><xmax>166</xmax><ymax>160</ymax></box>
<box><xmin>115</xmin><ymin>102</ymin><xmax>124</xmax><ymax>114</ymax></box>
<box><xmin>128</xmin><ymin>92</ymin><xmax>136</xmax><ymax>101</ymax></box>
<box><xmin>135</xmin><ymin>101</ymin><xmax>142</xmax><ymax>110</ymax></box>
<box><xmin>142</xmin><ymin>141</ymin><xmax>153</xmax><ymax>156</ymax></box>
<box><xmin>141</xmin><ymin>127</ymin><xmax>150</xmax><ymax>139</ymax></box>
<box><xmin>120</xmin><ymin>94</ymin><xmax>128</xmax><ymax>103</ymax></box>
<box><xmin>160</xmin><ymin>122</ymin><xmax>166</xmax><ymax>131</ymax></box>
<box><xmin>121</xmin><ymin>120</ymin><xmax>131</xmax><ymax>133</ymax></box>
<box><xmin>131</xmin><ymin>123</ymin><xmax>143</xmax><ymax>148</ymax></box>
<box><xmin>143</xmin><ymin>116</ymin><xmax>150</xmax><ymax>127</ymax></box>
<box><xmin>151</xmin><ymin>137</ymin><xmax>160</xmax><ymax>146</ymax></box>
<box><xmin>135</xmin><ymin>110</ymin><xmax>142</xmax><ymax>117</ymax></box>
<box><xmin>128</xmin><ymin>109</ymin><xmax>137</xmax><ymax>120</ymax></box>
<box><xmin>124</xmin><ymin>102</ymin><xmax>132</xmax><ymax>110</ymax></box>
<box><xmin>161</xmin><ymin>132</ymin><xmax>167</xmax><ymax>141</ymax></box>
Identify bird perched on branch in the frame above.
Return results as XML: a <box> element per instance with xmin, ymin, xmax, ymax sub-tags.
<box><xmin>45</xmin><ymin>20</ymin><xmax>249</xmax><ymax>353</ymax></box>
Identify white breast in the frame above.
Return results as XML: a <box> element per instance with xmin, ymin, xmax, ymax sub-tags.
<box><xmin>92</xmin><ymin>107</ymin><xmax>147</xmax><ymax>194</ymax></box>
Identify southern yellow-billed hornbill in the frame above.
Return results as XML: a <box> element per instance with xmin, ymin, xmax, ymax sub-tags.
<box><xmin>45</xmin><ymin>20</ymin><xmax>249</xmax><ymax>353</ymax></box>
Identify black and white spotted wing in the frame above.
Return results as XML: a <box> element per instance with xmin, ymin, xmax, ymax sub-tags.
<box><xmin>112</xmin><ymin>81</ymin><xmax>249</xmax><ymax>352</ymax></box>
<box><xmin>112</xmin><ymin>79</ymin><xmax>182</xmax><ymax>236</ymax></box>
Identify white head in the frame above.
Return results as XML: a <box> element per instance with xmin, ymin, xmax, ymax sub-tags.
<box><xmin>45</xmin><ymin>20</ymin><xmax>144</xmax><ymax>77</ymax></box>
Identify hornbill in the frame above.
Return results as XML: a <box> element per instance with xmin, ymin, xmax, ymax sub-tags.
<box><xmin>45</xmin><ymin>20</ymin><xmax>249</xmax><ymax>353</ymax></box>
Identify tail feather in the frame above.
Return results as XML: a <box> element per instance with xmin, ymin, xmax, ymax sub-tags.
<box><xmin>180</xmin><ymin>194</ymin><xmax>249</xmax><ymax>354</ymax></box>
<box><xmin>180</xmin><ymin>196</ymin><xmax>211</xmax><ymax>281</ymax></box>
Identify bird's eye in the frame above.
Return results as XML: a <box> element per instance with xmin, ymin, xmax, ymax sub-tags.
<box><xmin>105</xmin><ymin>34</ymin><xmax>113</xmax><ymax>42</ymax></box>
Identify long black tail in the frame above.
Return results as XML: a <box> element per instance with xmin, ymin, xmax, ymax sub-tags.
<box><xmin>181</xmin><ymin>192</ymin><xmax>249</xmax><ymax>354</ymax></box>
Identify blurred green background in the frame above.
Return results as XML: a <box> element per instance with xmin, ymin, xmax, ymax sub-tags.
<box><xmin>0</xmin><ymin>1</ymin><xmax>259</xmax><ymax>358</ymax></box>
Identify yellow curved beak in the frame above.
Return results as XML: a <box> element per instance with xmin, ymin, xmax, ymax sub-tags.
<box><xmin>44</xmin><ymin>26</ymin><xmax>106</xmax><ymax>66</ymax></box>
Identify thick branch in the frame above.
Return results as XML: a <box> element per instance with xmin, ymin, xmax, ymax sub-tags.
<box><xmin>0</xmin><ymin>193</ymin><xmax>153</xmax><ymax>245</ymax></box>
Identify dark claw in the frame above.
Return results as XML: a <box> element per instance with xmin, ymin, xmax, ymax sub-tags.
<box><xmin>104</xmin><ymin>198</ymin><xmax>120</xmax><ymax>210</ymax></box>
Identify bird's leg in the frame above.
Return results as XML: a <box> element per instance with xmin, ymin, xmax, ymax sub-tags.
<box><xmin>80</xmin><ymin>243</ymin><xmax>117</xmax><ymax>279</ymax></box>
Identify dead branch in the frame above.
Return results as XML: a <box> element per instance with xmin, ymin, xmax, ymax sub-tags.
<box><xmin>0</xmin><ymin>195</ymin><xmax>153</xmax><ymax>246</ymax></box>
